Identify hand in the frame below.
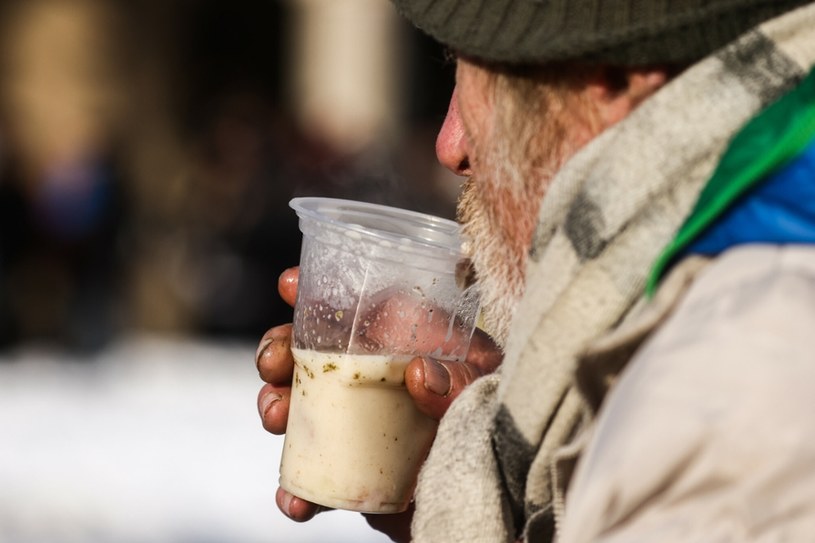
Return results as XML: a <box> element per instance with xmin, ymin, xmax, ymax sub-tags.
<box><xmin>256</xmin><ymin>267</ymin><xmax>503</xmax><ymax>538</ymax></box>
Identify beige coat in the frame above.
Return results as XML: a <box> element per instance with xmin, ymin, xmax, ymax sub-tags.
<box><xmin>560</xmin><ymin>244</ymin><xmax>815</xmax><ymax>542</ymax></box>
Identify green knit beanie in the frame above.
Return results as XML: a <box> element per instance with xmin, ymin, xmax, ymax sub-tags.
<box><xmin>392</xmin><ymin>0</ymin><xmax>814</xmax><ymax>65</ymax></box>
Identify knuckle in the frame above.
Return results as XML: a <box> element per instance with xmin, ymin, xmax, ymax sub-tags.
<box><xmin>449</xmin><ymin>360</ymin><xmax>483</xmax><ymax>388</ymax></box>
<box><xmin>257</xmin><ymin>326</ymin><xmax>295</xmax><ymax>383</ymax></box>
<box><xmin>258</xmin><ymin>385</ymin><xmax>289</xmax><ymax>434</ymax></box>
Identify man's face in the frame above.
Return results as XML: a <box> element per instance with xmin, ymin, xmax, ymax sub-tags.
<box><xmin>438</xmin><ymin>58</ymin><xmax>600</xmax><ymax>346</ymax></box>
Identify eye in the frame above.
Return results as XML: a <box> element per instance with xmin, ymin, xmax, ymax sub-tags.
<box><xmin>442</xmin><ymin>47</ymin><xmax>458</xmax><ymax>65</ymax></box>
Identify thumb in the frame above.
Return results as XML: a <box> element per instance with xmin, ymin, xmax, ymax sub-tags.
<box><xmin>404</xmin><ymin>356</ymin><xmax>486</xmax><ymax>420</ymax></box>
<box><xmin>278</xmin><ymin>267</ymin><xmax>299</xmax><ymax>307</ymax></box>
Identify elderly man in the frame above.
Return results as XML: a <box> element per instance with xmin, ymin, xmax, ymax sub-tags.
<box><xmin>257</xmin><ymin>0</ymin><xmax>815</xmax><ymax>541</ymax></box>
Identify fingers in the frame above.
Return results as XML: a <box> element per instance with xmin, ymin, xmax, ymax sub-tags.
<box><xmin>363</xmin><ymin>504</ymin><xmax>414</xmax><ymax>543</ymax></box>
<box><xmin>357</xmin><ymin>290</ymin><xmax>503</xmax><ymax>420</ymax></box>
<box><xmin>257</xmin><ymin>324</ymin><xmax>294</xmax><ymax>384</ymax></box>
<box><xmin>267</xmin><ymin>268</ymin><xmax>322</xmax><ymax>525</ymax></box>
<box><xmin>463</xmin><ymin>328</ymin><xmax>503</xmax><ymax>374</ymax></box>
<box><xmin>256</xmin><ymin>324</ymin><xmax>295</xmax><ymax>435</ymax></box>
<box><xmin>404</xmin><ymin>356</ymin><xmax>483</xmax><ymax>420</ymax></box>
<box><xmin>258</xmin><ymin>382</ymin><xmax>290</xmax><ymax>434</ymax></box>
<box><xmin>278</xmin><ymin>267</ymin><xmax>299</xmax><ymax>308</ymax></box>
<box><xmin>403</xmin><ymin>328</ymin><xmax>503</xmax><ymax>420</ymax></box>
<box><xmin>276</xmin><ymin>487</ymin><xmax>322</xmax><ymax>522</ymax></box>
<box><xmin>356</xmin><ymin>289</ymin><xmax>475</xmax><ymax>360</ymax></box>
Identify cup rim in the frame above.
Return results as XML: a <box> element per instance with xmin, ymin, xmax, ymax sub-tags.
<box><xmin>289</xmin><ymin>197</ymin><xmax>464</xmax><ymax>258</ymax></box>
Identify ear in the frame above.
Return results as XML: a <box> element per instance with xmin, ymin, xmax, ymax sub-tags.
<box><xmin>586</xmin><ymin>66</ymin><xmax>671</xmax><ymax>128</ymax></box>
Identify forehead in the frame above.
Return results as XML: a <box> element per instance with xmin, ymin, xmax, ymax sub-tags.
<box><xmin>454</xmin><ymin>58</ymin><xmax>497</xmax><ymax>113</ymax></box>
<box><xmin>455</xmin><ymin>57</ymin><xmax>494</xmax><ymax>88</ymax></box>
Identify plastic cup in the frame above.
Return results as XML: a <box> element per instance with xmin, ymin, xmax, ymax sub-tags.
<box><xmin>279</xmin><ymin>197</ymin><xmax>479</xmax><ymax>514</ymax></box>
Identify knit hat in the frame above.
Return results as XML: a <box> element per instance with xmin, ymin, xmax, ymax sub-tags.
<box><xmin>391</xmin><ymin>0</ymin><xmax>814</xmax><ymax>65</ymax></box>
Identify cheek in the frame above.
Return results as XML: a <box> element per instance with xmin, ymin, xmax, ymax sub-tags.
<box><xmin>455</xmin><ymin>72</ymin><xmax>496</xmax><ymax>164</ymax></box>
<box><xmin>457</xmin><ymin>155</ymin><xmax>545</xmax><ymax>266</ymax></box>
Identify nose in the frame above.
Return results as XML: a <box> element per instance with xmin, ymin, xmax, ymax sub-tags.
<box><xmin>435</xmin><ymin>87</ymin><xmax>472</xmax><ymax>176</ymax></box>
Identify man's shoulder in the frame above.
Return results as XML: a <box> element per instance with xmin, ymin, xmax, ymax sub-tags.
<box><xmin>561</xmin><ymin>244</ymin><xmax>815</xmax><ymax>543</ymax></box>
<box><xmin>677</xmin><ymin>244</ymin><xmax>815</xmax><ymax>314</ymax></box>
<box><xmin>646</xmin><ymin>244</ymin><xmax>815</xmax><ymax>361</ymax></box>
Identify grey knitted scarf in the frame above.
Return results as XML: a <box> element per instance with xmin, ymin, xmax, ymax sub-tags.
<box><xmin>411</xmin><ymin>5</ymin><xmax>815</xmax><ymax>542</ymax></box>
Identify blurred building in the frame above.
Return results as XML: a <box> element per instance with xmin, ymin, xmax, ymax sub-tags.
<box><xmin>0</xmin><ymin>0</ymin><xmax>129</xmax><ymax>351</ymax></box>
<box><xmin>0</xmin><ymin>0</ymin><xmax>456</xmax><ymax>351</ymax></box>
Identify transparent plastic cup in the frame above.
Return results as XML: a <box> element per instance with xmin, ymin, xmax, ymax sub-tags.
<box><xmin>279</xmin><ymin>197</ymin><xmax>479</xmax><ymax>514</ymax></box>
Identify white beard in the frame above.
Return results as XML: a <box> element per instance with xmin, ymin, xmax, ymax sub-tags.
<box><xmin>456</xmin><ymin>80</ymin><xmax>586</xmax><ymax>348</ymax></box>
<box><xmin>457</xmin><ymin>172</ymin><xmax>532</xmax><ymax>349</ymax></box>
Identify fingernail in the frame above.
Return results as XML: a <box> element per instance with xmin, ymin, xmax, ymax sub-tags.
<box><xmin>279</xmin><ymin>490</ymin><xmax>294</xmax><ymax>517</ymax></box>
<box><xmin>255</xmin><ymin>338</ymin><xmax>273</xmax><ymax>367</ymax></box>
<box><xmin>423</xmin><ymin>358</ymin><xmax>452</xmax><ymax>396</ymax></box>
<box><xmin>259</xmin><ymin>391</ymin><xmax>282</xmax><ymax>418</ymax></box>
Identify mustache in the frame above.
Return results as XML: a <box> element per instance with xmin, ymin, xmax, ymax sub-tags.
<box><xmin>455</xmin><ymin>257</ymin><xmax>476</xmax><ymax>290</ymax></box>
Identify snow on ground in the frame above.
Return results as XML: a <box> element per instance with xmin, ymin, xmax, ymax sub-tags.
<box><xmin>0</xmin><ymin>335</ymin><xmax>390</xmax><ymax>543</ymax></box>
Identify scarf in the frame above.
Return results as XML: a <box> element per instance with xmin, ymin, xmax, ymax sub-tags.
<box><xmin>411</xmin><ymin>4</ymin><xmax>815</xmax><ymax>542</ymax></box>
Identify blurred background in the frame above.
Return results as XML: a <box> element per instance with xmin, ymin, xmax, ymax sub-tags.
<box><xmin>0</xmin><ymin>0</ymin><xmax>457</xmax><ymax>541</ymax></box>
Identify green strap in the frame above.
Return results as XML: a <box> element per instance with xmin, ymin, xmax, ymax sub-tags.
<box><xmin>646</xmin><ymin>68</ymin><xmax>815</xmax><ymax>296</ymax></box>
